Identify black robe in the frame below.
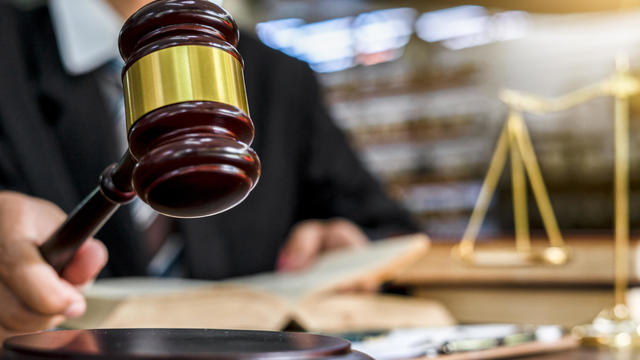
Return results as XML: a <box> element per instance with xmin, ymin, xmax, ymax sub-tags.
<box><xmin>0</xmin><ymin>4</ymin><xmax>418</xmax><ymax>279</ymax></box>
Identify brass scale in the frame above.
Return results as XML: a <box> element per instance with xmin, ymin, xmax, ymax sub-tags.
<box><xmin>452</xmin><ymin>56</ymin><xmax>640</xmax><ymax>347</ymax></box>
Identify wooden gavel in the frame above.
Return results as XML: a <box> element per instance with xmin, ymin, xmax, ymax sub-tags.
<box><xmin>39</xmin><ymin>0</ymin><xmax>261</xmax><ymax>273</ymax></box>
<box><xmin>5</xmin><ymin>4</ymin><xmax>374</xmax><ymax>358</ymax></box>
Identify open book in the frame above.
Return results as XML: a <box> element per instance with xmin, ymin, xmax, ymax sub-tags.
<box><xmin>65</xmin><ymin>234</ymin><xmax>455</xmax><ymax>332</ymax></box>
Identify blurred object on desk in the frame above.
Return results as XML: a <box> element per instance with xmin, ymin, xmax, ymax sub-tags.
<box><xmin>345</xmin><ymin>324</ymin><xmax>576</xmax><ymax>360</ymax></box>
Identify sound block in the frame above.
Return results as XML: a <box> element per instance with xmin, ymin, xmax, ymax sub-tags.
<box><xmin>2</xmin><ymin>328</ymin><xmax>372</xmax><ymax>359</ymax></box>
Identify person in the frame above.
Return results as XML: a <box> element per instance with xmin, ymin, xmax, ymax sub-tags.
<box><xmin>0</xmin><ymin>0</ymin><xmax>418</xmax><ymax>341</ymax></box>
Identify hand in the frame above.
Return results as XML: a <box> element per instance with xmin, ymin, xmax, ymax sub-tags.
<box><xmin>0</xmin><ymin>191</ymin><xmax>108</xmax><ymax>343</ymax></box>
<box><xmin>276</xmin><ymin>218</ymin><xmax>368</xmax><ymax>272</ymax></box>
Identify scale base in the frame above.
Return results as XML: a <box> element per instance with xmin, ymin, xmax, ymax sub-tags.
<box><xmin>452</xmin><ymin>245</ymin><xmax>570</xmax><ymax>267</ymax></box>
<box><xmin>573</xmin><ymin>305</ymin><xmax>640</xmax><ymax>348</ymax></box>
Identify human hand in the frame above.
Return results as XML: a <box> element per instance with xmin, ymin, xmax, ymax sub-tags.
<box><xmin>276</xmin><ymin>218</ymin><xmax>368</xmax><ymax>272</ymax></box>
<box><xmin>0</xmin><ymin>191</ymin><xmax>108</xmax><ymax>342</ymax></box>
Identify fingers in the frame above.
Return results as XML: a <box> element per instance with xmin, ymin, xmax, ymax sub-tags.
<box><xmin>0</xmin><ymin>192</ymin><xmax>67</xmax><ymax>246</ymax></box>
<box><xmin>277</xmin><ymin>220</ymin><xmax>324</xmax><ymax>272</ymax></box>
<box><xmin>322</xmin><ymin>219</ymin><xmax>368</xmax><ymax>251</ymax></box>
<box><xmin>0</xmin><ymin>249</ymin><xmax>85</xmax><ymax>318</ymax></box>
<box><xmin>29</xmin><ymin>197</ymin><xmax>68</xmax><ymax>243</ymax></box>
<box><xmin>333</xmin><ymin>276</ymin><xmax>380</xmax><ymax>294</ymax></box>
<box><xmin>0</xmin><ymin>282</ymin><xmax>66</xmax><ymax>332</ymax></box>
<box><xmin>0</xmin><ymin>235</ymin><xmax>85</xmax><ymax>318</ymax></box>
<box><xmin>0</xmin><ymin>191</ymin><xmax>101</xmax><ymax>338</ymax></box>
<box><xmin>0</xmin><ymin>328</ymin><xmax>18</xmax><ymax>345</ymax></box>
<box><xmin>62</xmin><ymin>239</ymin><xmax>108</xmax><ymax>286</ymax></box>
<box><xmin>277</xmin><ymin>219</ymin><xmax>370</xmax><ymax>272</ymax></box>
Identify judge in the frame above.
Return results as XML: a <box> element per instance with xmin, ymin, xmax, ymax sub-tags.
<box><xmin>0</xmin><ymin>0</ymin><xmax>418</xmax><ymax>341</ymax></box>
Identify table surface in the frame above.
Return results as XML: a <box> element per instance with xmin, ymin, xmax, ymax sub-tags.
<box><xmin>396</xmin><ymin>236</ymin><xmax>639</xmax><ymax>286</ymax></box>
<box><xmin>522</xmin><ymin>348</ymin><xmax>637</xmax><ymax>359</ymax></box>
<box><xmin>0</xmin><ymin>347</ymin><xmax>632</xmax><ymax>360</ymax></box>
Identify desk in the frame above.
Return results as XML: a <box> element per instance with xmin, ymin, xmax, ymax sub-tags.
<box><xmin>397</xmin><ymin>236</ymin><xmax>638</xmax><ymax>286</ymax></box>
<box><xmin>0</xmin><ymin>345</ymin><xmax>632</xmax><ymax>359</ymax></box>
<box><xmin>526</xmin><ymin>348</ymin><xmax>638</xmax><ymax>359</ymax></box>
<box><xmin>390</xmin><ymin>236</ymin><xmax>640</xmax><ymax>359</ymax></box>
<box><xmin>394</xmin><ymin>236</ymin><xmax>639</xmax><ymax>327</ymax></box>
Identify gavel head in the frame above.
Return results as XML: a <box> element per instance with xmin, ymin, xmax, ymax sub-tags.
<box><xmin>119</xmin><ymin>0</ymin><xmax>260</xmax><ymax>218</ymax></box>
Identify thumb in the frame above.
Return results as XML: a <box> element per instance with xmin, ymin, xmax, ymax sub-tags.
<box><xmin>277</xmin><ymin>221</ymin><xmax>324</xmax><ymax>272</ymax></box>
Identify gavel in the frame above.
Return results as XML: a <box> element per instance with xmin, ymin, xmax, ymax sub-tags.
<box><xmin>5</xmin><ymin>3</ymin><xmax>375</xmax><ymax>358</ymax></box>
<box><xmin>39</xmin><ymin>0</ymin><xmax>261</xmax><ymax>273</ymax></box>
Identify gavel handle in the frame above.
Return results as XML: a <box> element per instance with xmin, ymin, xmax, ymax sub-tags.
<box><xmin>39</xmin><ymin>153</ymin><xmax>137</xmax><ymax>274</ymax></box>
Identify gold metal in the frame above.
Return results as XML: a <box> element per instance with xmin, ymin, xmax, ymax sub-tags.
<box><xmin>510</xmin><ymin>116</ymin><xmax>529</xmax><ymax>253</ymax></box>
<box><xmin>510</xmin><ymin>112</ymin><xmax>564</xmax><ymax>248</ymax></box>
<box><xmin>572</xmin><ymin>306</ymin><xmax>640</xmax><ymax>349</ymax></box>
<box><xmin>569</xmin><ymin>56</ymin><xmax>640</xmax><ymax>349</ymax></box>
<box><xmin>571</xmin><ymin>56</ymin><xmax>640</xmax><ymax>349</ymax></box>
<box><xmin>457</xmin><ymin>122</ymin><xmax>510</xmax><ymax>259</ymax></box>
<box><xmin>456</xmin><ymin>54</ymin><xmax>640</xmax><ymax>275</ymax></box>
<box><xmin>453</xmin><ymin>108</ymin><xmax>568</xmax><ymax>267</ymax></box>
<box><xmin>123</xmin><ymin>45</ymin><xmax>249</xmax><ymax>130</ymax></box>
<box><xmin>613</xmin><ymin>56</ymin><xmax>632</xmax><ymax>309</ymax></box>
<box><xmin>465</xmin><ymin>55</ymin><xmax>640</xmax><ymax>346</ymax></box>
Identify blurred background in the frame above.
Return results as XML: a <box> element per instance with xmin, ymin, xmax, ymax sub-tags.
<box><xmin>15</xmin><ymin>0</ymin><xmax>640</xmax><ymax>240</ymax></box>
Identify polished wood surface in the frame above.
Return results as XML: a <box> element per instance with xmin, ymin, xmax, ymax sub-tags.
<box><xmin>522</xmin><ymin>348</ymin><xmax>639</xmax><ymax>359</ymax></box>
<box><xmin>121</xmin><ymin>0</ymin><xmax>260</xmax><ymax>218</ymax></box>
<box><xmin>2</xmin><ymin>329</ymin><xmax>372</xmax><ymax>359</ymax></box>
<box><xmin>393</xmin><ymin>236</ymin><xmax>640</xmax><ymax>327</ymax></box>
<box><xmin>1</xmin><ymin>336</ymin><xmax>634</xmax><ymax>360</ymax></box>
<box><xmin>396</xmin><ymin>236</ymin><xmax>638</xmax><ymax>286</ymax></box>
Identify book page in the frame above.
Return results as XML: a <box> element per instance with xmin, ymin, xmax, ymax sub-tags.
<box><xmin>293</xmin><ymin>293</ymin><xmax>455</xmax><ymax>332</ymax></box>
<box><xmin>225</xmin><ymin>233</ymin><xmax>430</xmax><ymax>302</ymax></box>
<box><xmin>69</xmin><ymin>233</ymin><xmax>429</xmax><ymax>330</ymax></box>
<box><xmin>80</xmin><ymin>277</ymin><xmax>214</xmax><ymax>298</ymax></box>
<box><xmin>100</xmin><ymin>284</ymin><xmax>291</xmax><ymax>331</ymax></box>
<box><xmin>68</xmin><ymin>282</ymin><xmax>291</xmax><ymax>331</ymax></box>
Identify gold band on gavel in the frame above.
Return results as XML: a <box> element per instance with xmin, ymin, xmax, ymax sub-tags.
<box><xmin>123</xmin><ymin>45</ymin><xmax>249</xmax><ymax>130</ymax></box>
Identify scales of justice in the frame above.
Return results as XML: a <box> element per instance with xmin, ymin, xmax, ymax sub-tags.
<box><xmin>452</xmin><ymin>54</ymin><xmax>640</xmax><ymax>348</ymax></box>
<box><xmin>1</xmin><ymin>0</ymin><xmax>371</xmax><ymax>359</ymax></box>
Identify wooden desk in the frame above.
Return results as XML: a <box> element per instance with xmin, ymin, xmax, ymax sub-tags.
<box><xmin>394</xmin><ymin>236</ymin><xmax>639</xmax><ymax>327</ymax></box>
<box><xmin>524</xmin><ymin>348</ymin><xmax>637</xmax><ymax>359</ymax></box>
<box><xmin>396</xmin><ymin>236</ymin><xmax>638</xmax><ymax>286</ymax></box>
<box><xmin>0</xmin><ymin>342</ymin><xmax>630</xmax><ymax>360</ymax></box>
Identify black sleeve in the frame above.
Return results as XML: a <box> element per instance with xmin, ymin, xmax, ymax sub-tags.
<box><xmin>296</xmin><ymin>68</ymin><xmax>420</xmax><ymax>239</ymax></box>
<box><xmin>0</xmin><ymin>5</ymin><xmax>29</xmax><ymax>194</ymax></box>
<box><xmin>0</xmin><ymin>126</ymin><xmax>29</xmax><ymax>193</ymax></box>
